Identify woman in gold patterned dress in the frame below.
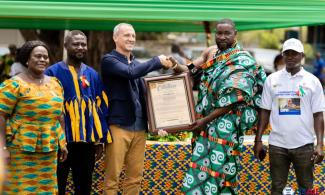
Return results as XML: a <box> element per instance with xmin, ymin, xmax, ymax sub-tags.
<box><xmin>0</xmin><ymin>40</ymin><xmax>68</xmax><ymax>194</ymax></box>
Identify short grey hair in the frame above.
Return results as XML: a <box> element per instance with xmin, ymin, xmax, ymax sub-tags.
<box><xmin>64</xmin><ymin>30</ymin><xmax>86</xmax><ymax>44</ymax></box>
<box><xmin>216</xmin><ymin>18</ymin><xmax>236</xmax><ymax>30</ymax></box>
<box><xmin>113</xmin><ymin>23</ymin><xmax>134</xmax><ymax>37</ymax></box>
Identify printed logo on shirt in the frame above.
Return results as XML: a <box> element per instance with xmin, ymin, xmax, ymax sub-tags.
<box><xmin>296</xmin><ymin>85</ymin><xmax>306</xmax><ymax>97</ymax></box>
<box><xmin>278</xmin><ymin>98</ymin><xmax>301</xmax><ymax>115</ymax></box>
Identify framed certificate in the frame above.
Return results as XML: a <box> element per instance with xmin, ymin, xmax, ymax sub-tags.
<box><xmin>144</xmin><ymin>72</ymin><xmax>196</xmax><ymax>133</ymax></box>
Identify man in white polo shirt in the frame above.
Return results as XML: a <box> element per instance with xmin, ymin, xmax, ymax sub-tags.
<box><xmin>254</xmin><ymin>38</ymin><xmax>325</xmax><ymax>194</ymax></box>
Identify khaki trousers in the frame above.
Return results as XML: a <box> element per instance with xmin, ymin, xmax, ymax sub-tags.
<box><xmin>104</xmin><ymin>125</ymin><xmax>146</xmax><ymax>195</ymax></box>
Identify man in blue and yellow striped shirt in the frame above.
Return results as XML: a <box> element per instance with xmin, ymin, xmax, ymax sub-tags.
<box><xmin>46</xmin><ymin>30</ymin><xmax>112</xmax><ymax>195</ymax></box>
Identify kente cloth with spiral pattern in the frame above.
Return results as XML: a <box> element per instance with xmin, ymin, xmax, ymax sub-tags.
<box><xmin>181</xmin><ymin>43</ymin><xmax>266</xmax><ymax>195</ymax></box>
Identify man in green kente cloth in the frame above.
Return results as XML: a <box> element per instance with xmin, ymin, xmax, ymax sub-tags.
<box><xmin>171</xmin><ymin>18</ymin><xmax>266</xmax><ymax>194</ymax></box>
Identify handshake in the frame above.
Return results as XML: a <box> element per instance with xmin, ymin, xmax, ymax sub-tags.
<box><xmin>158</xmin><ymin>55</ymin><xmax>178</xmax><ymax>69</ymax></box>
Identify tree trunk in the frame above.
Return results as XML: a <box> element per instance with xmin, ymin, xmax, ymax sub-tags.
<box><xmin>86</xmin><ymin>31</ymin><xmax>114</xmax><ymax>71</ymax></box>
<box><xmin>20</xmin><ymin>30</ymin><xmax>64</xmax><ymax>64</ymax></box>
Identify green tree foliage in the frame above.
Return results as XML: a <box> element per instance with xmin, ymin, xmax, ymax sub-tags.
<box><xmin>303</xmin><ymin>43</ymin><xmax>314</xmax><ymax>61</ymax></box>
<box><xmin>238</xmin><ymin>29</ymin><xmax>286</xmax><ymax>49</ymax></box>
<box><xmin>259</xmin><ymin>31</ymin><xmax>281</xmax><ymax>50</ymax></box>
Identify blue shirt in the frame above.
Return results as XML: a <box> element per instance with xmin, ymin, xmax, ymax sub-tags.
<box><xmin>101</xmin><ymin>49</ymin><xmax>163</xmax><ymax>131</ymax></box>
<box><xmin>121</xmin><ymin>74</ymin><xmax>147</xmax><ymax>131</ymax></box>
<box><xmin>313</xmin><ymin>57</ymin><xmax>325</xmax><ymax>79</ymax></box>
<box><xmin>45</xmin><ymin>61</ymin><xmax>112</xmax><ymax>143</ymax></box>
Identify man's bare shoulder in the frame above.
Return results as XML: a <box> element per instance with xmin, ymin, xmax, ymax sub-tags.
<box><xmin>207</xmin><ymin>45</ymin><xmax>218</xmax><ymax>52</ymax></box>
<box><xmin>205</xmin><ymin>45</ymin><xmax>218</xmax><ymax>61</ymax></box>
<box><xmin>193</xmin><ymin>45</ymin><xmax>218</xmax><ymax>67</ymax></box>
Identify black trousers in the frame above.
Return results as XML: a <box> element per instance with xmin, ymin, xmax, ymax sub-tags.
<box><xmin>269</xmin><ymin>144</ymin><xmax>314</xmax><ymax>195</ymax></box>
<box><xmin>57</xmin><ymin>142</ymin><xmax>96</xmax><ymax>195</ymax></box>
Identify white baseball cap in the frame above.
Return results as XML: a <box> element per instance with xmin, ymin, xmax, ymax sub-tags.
<box><xmin>282</xmin><ymin>38</ymin><xmax>304</xmax><ymax>53</ymax></box>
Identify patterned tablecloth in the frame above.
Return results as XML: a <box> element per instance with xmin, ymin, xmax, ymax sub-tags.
<box><xmin>67</xmin><ymin>137</ymin><xmax>325</xmax><ymax>194</ymax></box>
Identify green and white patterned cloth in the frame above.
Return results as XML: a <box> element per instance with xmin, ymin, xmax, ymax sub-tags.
<box><xmin>182</xmin><ymin>43</ymin><xmax>266</xmax><ymax>195</ymax></box>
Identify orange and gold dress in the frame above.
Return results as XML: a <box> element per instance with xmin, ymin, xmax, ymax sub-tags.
<box><xmin>0</xmin><ymin>76</ymin><xmax>66</xmax><ymax>194</ymax></box>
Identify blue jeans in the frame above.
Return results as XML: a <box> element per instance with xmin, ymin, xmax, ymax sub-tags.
<box><xmin>269</xmin><ymin>144</ymin><xmax>314</xmax><ymax>195</ymax></box>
